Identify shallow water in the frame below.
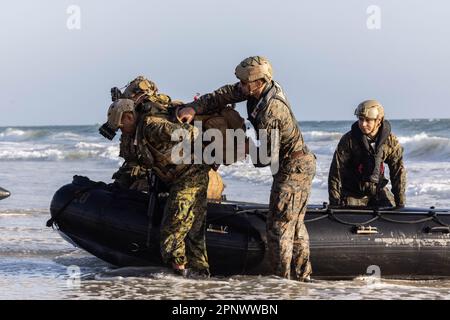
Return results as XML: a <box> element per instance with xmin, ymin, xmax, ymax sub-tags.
<box><xmin>1</xmin><ymin>120</ymin><xmax>450</xmax><ymax>299</ymax></box>
<box><xmin>2</xmin><ymin>207</ymin><xmax>450</xmax><ymax>300</ymax></box>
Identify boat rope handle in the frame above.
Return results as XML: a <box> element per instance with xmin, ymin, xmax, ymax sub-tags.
<box><xmin>46</xmin><ymin>183</ymin><xmax>104</xmax><ymax>228</ymax></box>
<box><xmin>327</xmin><ymin>209</ymin><xmax>380</xmax><ymax>226</ymax></box>
<box><xmin>221</xmin><ymin>207</ymin><xmax>450</xmax><ymax>228</ymax></box>
<box><xmin>378</xmin><ymin>213</ymin><xmax>436</xmax><ymax>224</ymax></box>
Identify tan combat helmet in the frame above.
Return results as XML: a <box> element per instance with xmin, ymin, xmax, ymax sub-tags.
<box><xmin>107</xmin><ymin>98</ymin><xmax>135</xmax><ymax>131</ymax></box>
<box><xmin>235</xmin><ymin>56</ymin><xmax>273</xmax><ymax>83</ymax></box>
<box><xmin>354</xmin><ymin>100</ymin><xmax>385</xmax><ymax>120</ymax></box>
<box><xmin>122</xmin><ymin>76</ymin><xmax>158</xmax><ymax>102</ymax></box>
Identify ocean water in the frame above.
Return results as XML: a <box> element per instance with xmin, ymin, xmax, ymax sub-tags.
<box><xmin>1</xmin><ymin>119</ymin><xmax>450</xmax><ymax>300</ymax></box>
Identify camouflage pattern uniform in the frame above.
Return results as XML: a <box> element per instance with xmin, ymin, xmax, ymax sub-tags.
<box><xmin>109</xmin><ymin>76</ymin><xmax>161</xmax><ymax>192</ymax></box>
<box><xmin>136</xmin><ymin>104</ymin><xmax>210</xmax><ymax>272</ymax></box>
<box><xmin>328</xmin><ymin>120</ymin><xmax>406</xmax><ymax>207</ymax></box>
<box><xmin>112</xmin><ymin>133</ymin><xmax>148</xmax><ymax>191</ymax></box>
<box><xmin>160</xmin><ymin>167</ymin><xmax>209</xmax><ymax>270</ymax></box>
<box><xmin>185</xmin><ymin>81</ymin><xmax>316</xmax><ymax>281</ymax></box>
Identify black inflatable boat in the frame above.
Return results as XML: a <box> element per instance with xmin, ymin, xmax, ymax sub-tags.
<box><xmin>0</xmin><ymin>187</ymin><xmax>10</xmax><ymax>200</ymax></box>
<box><xmin>49</xmin><ymin>176</ymin><xmax>450</xmax><ymax>279</ymax></box>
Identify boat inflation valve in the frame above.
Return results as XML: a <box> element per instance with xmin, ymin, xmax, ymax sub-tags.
<box><xmin>354</xmin><ymin>226</ymin><xmax>379</xmax><ymax>235</ymax></box>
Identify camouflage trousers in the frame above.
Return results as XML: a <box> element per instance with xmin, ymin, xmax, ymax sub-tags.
<box><xmin>160</xmin><ymin>166</ymin><xmax>210</xmax><ymax>271</ymax></box>
<box><xmin>267</xmin><ymin>153</ymin><xmax>316</xmax><ymax>281</ymax></box>
<box><xmin>343</xmin><ymin>187</ymin><xmax>395</xmax><ymax>207</ymax></box>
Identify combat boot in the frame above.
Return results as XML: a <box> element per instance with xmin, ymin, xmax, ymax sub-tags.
<box><xmin>188</xmin><ymin>268</ymin><xmax>210</xmax><ymax>279</ymax></box>
<box><xmin>173</xmin><ymin>268</ymin><xmax>190</xmax><ymax>278</ymax></box>
<box><xmin>172</xmin><ymin>263</ymin><xmax>189</xmax><ymax>278</ymax></box>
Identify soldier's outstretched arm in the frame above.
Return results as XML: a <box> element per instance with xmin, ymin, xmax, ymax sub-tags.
<box><xmin>184</xmin><ymin>83</ymin><xmax>247</xmax><ymax>115</ymax></box>
<box><xmin>385</xmin><ymin>136</ymin><xmax>406</xmax><ymax>207</ymax></box>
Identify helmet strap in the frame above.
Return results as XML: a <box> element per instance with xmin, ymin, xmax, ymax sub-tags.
<box><xmin>249</xmin><ymin>80</ymin><xmax>267</xmax><ymax>98</ymax></box>
<box><xmin>367</xmin><ymin>118</ymin><xmax>382</xmax><ymax>139</ymax></box>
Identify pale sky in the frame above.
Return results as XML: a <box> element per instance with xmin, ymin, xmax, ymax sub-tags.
<box><xmin>1</xmin><ymin>0</ymin><xmax>449</xmax><ymax>126</ymax></box>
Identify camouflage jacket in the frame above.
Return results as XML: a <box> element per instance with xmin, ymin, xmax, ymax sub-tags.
<box><xmin>111</xmin><ymin>133</ymin><xmax>146</xmax><ymax>187</ymax></box>
<box><xmin>328</xmin><ymin>120</ymin><xmax>406</xmax><ymax>206</ymax></box>
<box><xmin>118</xmin><ymin>133</ymin><xmax>139</xmax><ymax>165</ymax></box>
<box><xmin>136</xmin><ymin>106</ymin><xmax>205</xmax><ymax>185</ymax></box>
<box><xmin>113</xmin><ymin>100</ymin><xmax>181</xmax><ymax>186</ymax></box>
<box><xmin>185</xmin><ymin>81</ymin><xmax>312</xmax><ymax>171</ymax></box>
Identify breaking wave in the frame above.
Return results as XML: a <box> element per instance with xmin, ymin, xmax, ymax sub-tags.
<box><xmin>1</xmin><ymin>125</ymin><xmax>449</xmax><ymax>164</ymax></box>
<box><xmin>0</xmin><ymin>125</ymin><xmax>119</xmax><ymax>162</ymax></box>
<box><xmin>301</xmin><ymin>130</ymin><xmax>450</xmax><ymax>162</ymax></box>
<box><xmin>400</xmin><ymin>133</ymin><xmax>450</xmax><ymax>161</ymax></box>
<box><xmin>0</xmin><ymin>127</ymin><xmax>94</xmax><ymax>142</ymax></box>
<box><xmin>300</xmin><ymin>130</ymin><xmax>450</xmax><ymax>162</ymax></box>
<box><xmin>303</xmin><ymin>131</ymin><xmax>343</xmax><ymax>142</ymax></box>
<box><xmin>0</xmin><ymin>143</ymin><xmax>119</xmax><ymax>162</ymax></box>
<box><xmin>0</xmin><ymin>128</ymin><xmax>50</xmax><ymax>141</ymax></box>
<box><xmin>407</xmin><ymin>181</ymin><xmax>450</xmax><ymax>199</ymax></box>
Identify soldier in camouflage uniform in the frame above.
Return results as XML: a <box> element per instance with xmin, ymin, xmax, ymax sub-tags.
<box><xmin>178</xmin><ymin>56</ymin><xmax>316</xmax><ymax>281</ymax></box>
<box><xmin>111</xmin><ymin>132</ymin><xmax>148</xmax><ymax>191</ymax></box>
<box><xmin>328</xmin><ymin>100</ymin><xmax>406</xmax><ymax>208</ymax></box>
<box><xmin>108</xmin><ymin>76</ymin><xmax>161</xmax><ymax>191</ymax></box>
<box><xmin>108</xmin><ymin>76</ymin><xmax>229</xmax><ymax>199</ymax></box>
<box><xmin>105</xmin><ymin>94</ymin><xmax>211</xmax><ymax>278</ymax></box>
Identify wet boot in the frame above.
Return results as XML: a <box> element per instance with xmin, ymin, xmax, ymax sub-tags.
<box><xmin>172</xmin><ymin>263</ymin><xmax>189</xmax><ymax>278</ymax></box>
<box><xmin>188</xmin><ymin>268</ymin><xmax>210</xmax><ymax>279</ymax></box>
<box><xmin>173</xmin><ymin>268</ymin><xmax>190</xmax><ymax>278</ymax></box>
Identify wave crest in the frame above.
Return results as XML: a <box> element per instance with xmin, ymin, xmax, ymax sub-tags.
<box><xmin>0</xmin><ymin>143</ymin><xmax>120</xmax><ymax>162</ymax></box>
<box><xmin>400</xmin><ymin>133</ymin><xmax>450</xmax><ymax>161</ymax></box>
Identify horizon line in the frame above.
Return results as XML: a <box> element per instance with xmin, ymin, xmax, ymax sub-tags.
<box><xmin>1</xmin><ymin>117</ymin><xmax>449</xmax><ymax>128</ymax></box>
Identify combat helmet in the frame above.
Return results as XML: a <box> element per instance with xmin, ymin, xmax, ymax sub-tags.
<box><xmin>235</xmin><ymin>56</ymin><xmax>273</xmax><ymax>83</ymax></box>
<box><xmin>354</xmin><ymin>100</ymin><xmax>384</xmax><ymax>120</ymax></box>
<box><xmin>122</xmin><ymin>76</ymin><xmax>158</xmax><ymax>104</ymax></box>
<box><xmin>106</xmin><ymin>98</ymin><xmax>136</xmax><ymax>131</ymax></box>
